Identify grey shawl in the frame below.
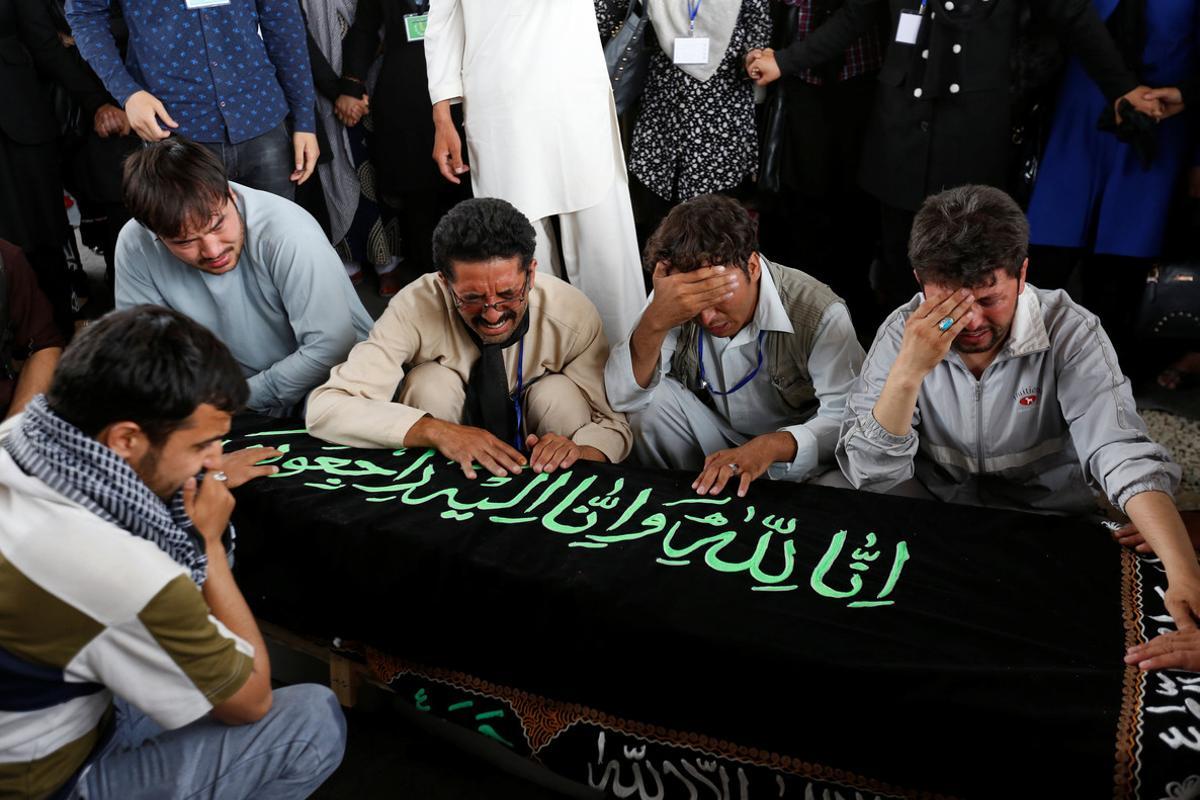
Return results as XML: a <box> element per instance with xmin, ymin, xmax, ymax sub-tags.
<box><xmin>647</xmin><ymin>0</ymin><xmax>741</xmax><ymax>82</ymax></box>
<box><xmin>303</xmin><ymin>0</ymin><xmax>367</xmax><ymax>246</ymax></box>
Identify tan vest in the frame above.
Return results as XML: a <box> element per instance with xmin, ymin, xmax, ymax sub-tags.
<box><xmin>667</xmin><ymin>257</ymin><xmax>841</xmax><ymax>417</ymax></box>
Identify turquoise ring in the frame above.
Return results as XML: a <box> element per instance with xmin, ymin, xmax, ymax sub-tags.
<box><xmin>937</xmin><ymin>316</ymin><xmax>954</xmax><ymax>332</ymax></box>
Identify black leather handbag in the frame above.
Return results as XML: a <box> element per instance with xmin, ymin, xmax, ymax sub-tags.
<box><xmin>1136</xmin><ymin>262</ymin><xmax>1200</xmax><ymax>340</ymax></box>
<box><xmin>757</xmin><ymin>4</ymin><xmax>799</xmax><ymax>195</ymax></box>
<box><xmin>604</xmin><ymin>0</ymin><xmax>652</xmax><ymax>116</ymax></box>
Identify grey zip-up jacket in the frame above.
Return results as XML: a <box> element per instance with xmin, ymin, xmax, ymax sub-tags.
<box><xmin>837</xmin><ymin>286</ymin><xmax>1179</xmax><ymax>515</ymax></box>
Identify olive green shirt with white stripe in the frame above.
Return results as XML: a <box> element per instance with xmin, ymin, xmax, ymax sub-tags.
<box><xmin>0</xmin><ymin>443</ymin><xmax>254</xmax><ymax>799</ymax></box>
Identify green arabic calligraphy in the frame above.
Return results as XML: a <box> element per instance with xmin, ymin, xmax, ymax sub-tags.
<box><xmin>242</xmin><ymin>429</ymin><xmax>911</xmax><ymax>606</ymax></box>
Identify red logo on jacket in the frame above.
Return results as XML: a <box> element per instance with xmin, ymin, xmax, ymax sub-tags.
<box><xmin>1018</xmin><ymin>393</ymin><xmax>1038</xmax><ymax>407</ymax></box>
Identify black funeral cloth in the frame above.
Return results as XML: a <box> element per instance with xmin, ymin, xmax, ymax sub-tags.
<box><xmin>226</xmin><ymin>416</ymin><xmax>1183</xmax><ymax>799</ymax></box>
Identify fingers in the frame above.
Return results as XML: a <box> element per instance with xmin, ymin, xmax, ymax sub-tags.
<box><xmin>920</xmin><ymin>287</ymin><xmax>971</xmax><ymax>321</ymax></box>
<box><xmin>455</xmin><ymin>456</ymin><xmax>478</xmax><ymax>480</ymax></box>
<box><xmin>558</xmin><ymin>445</ymin><xmax>581</xmax><ymax>472</ymax></box>
<box><xmin>1126</xmin><ymin>631</ymin><xmax>1200</xmax><ymax>671</ymax></box>
<box><xmin>1142</xmin><ymin>88</ymin><xmax>1180</xmax><ymax>103</ymax></box>
<box><xmin>448</xmin><ymin>141</ymin><xmax>468</xmax><ymax>177</ymax></box>
<box><xmin>692</xmin><ymin>460</ymin><xmax>734</xmax><ymax>496</ymax></box>
<box><xmin>153</xmin><ymin>98</ymin><xmax>178</xmax><ymax>131</ymax></box>
<box><xmin>1166</xmin><ymin>596</ymin><xmax>1200</xmax><ymax>633</ymax></box>
<box><xmin>182</xmin><ymin>476</ymin><xmax>198</xmax><ymax>519</ymax></box>
<box><xmin>677</xmin><ymin>266</ymin><xmax>740</xmax><ymax>302</ymax></box>
<box><xmin>528</xmin><ymin>436</ymin><xmax>549</xmax><ymax>471</ymax></box>
<box><xmin>744</xmin><ymin>49</ymin><xmax>764</xmax><ymax>78</ymax></box>
<box><xmin>291</xmin><ymin>137</ymin><xmax>318</xmax><ymax>184</ymax></box>
<box><xmin>528</xmin><ymin>436</ymin><xmax>552</xmax><ymax>472</ymax></box>
<box><xmin>737</xmin><ymin>472</ymin><xmax>753</xmax><ymax>498</ymax></box>
<box><xmin>942</xmin><ymin>308</ymin><xmax>974</xmax><ymax>338</ymax></box>
<box><xmin>530</xmin><ymin>435</ymin><xmax>579</xmax><ymax>473</ymax></box>
<box><xmin>474</xmin><ymin>451</ymin><xmax>510</xmax><ymax>478</ymax></box>
<box><xmin>225</xmin><ymin>463</ymin><xmax>280</xmax><ymax>489</ymax></box>
<box><xmin>1111</xmin><ymin>523</ymin><xmax>1147</xmax><ymax>549</ymax></box>
<box><xmin>132</xmin><ymin>111</ymin><xmax>170</xmax><ymax>141</ymax></box>
<box><xmin>435</xmin><ymin>147</ymin><xmax>461</xmax><ymax>184</ymax></box>
<box><xmin>477</xmin><ymin>437</ymin><xmax>526</xmax><ymax>477</ymax></box>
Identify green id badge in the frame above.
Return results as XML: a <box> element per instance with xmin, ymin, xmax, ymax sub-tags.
<box><xmin>404</xmin><ymin>13</ymin><xmax>428</xmax><ymax>42</ymax></box>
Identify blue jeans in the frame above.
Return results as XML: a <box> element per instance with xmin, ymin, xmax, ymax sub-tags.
<box><xmin>201</xmin><ymin>123</ymin><xmax>296</xmax><ymax>200</ymax></box>
<box><xmin>69</xmin><ymin>684</ymin><xmax>346</xmax><ymax>799</ymax></box>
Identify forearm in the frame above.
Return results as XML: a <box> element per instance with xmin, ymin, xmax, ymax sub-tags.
<box><xmin>628</xmin><ymin>319</ymin><xmax>668</xmax><ymax>390</ymax></box>
<box><xmin>773</xmin><ymin>0</ymin><xmax>882</xmax><ymax>74</ymax></box>
<box><xmin>306</xmin><ymin>387</ymin><xmax>423</xmax><ymax>448</ymax></box>
<box><xmin>570</xmin><ymin>419</ymin><xmax>632</xmax><ymax>464</ymax></box>
<box><xmin>5</xmin><ymin>347</ymin><xmax>61</xmax><ymax>419</ymax></box>
<box><xmin>757</xmin><ymin>431</ymin><xmax>799</xmax><ymax>464</ymax></box>
<box><xmin>247</xmin><ymin>346</ymin><xmax>344</xmax><ymax>415</ymax></box>
<box><xmin>341</xmin><ymin>0</ymin><xmax>381</xmax><ymax>85</ymax></box>
<box><xmin>305</xmin><ymin>31</ymin><xmax>341</xmax><ymax>102</ymax></box>
<box><xmin>65</xmin><ymin>0</ymin><xmax>143</xmax><ymax>104</ymax></box>
<box><xmin>578</xmin><ymin>445</ymin><xmax>607</xmax><ymax>463</ymax></box>
<box><xmin>403</xmin><ymin>414</ymin><xmax>446</xmax><ymax>449</ymax></box>
<box><xmin>201</xmin><ymin>548</ymin><xmax>270</xmax><ymax>688</ymax></box>
<box><xmin>433</xmin><ymin>99</ymin><xmax>454</xmax><ymax>125</ymax></box>
<box><xmin>1126</xmin><ymin>491</ymin><xmax>1200</xmax><ymax>581</ymax></box>
<box><xmin>259</xmin><ymin>1</ymin><xmax>318</xmax><ymax>131</ymax></box>
<box><xmin>871</xmin><ymin>367</ymin><xmax>923</xmax><ymax>437</ymax></box>
<box><xmin>1049</xmin><ymin>0</ymin><xmax>1137</xmax><ymax>100</ymax></box>
<box><xmin>768</xmin><ymin>421</ymin><xmax>828</xmax><ymax>480</ymax></box>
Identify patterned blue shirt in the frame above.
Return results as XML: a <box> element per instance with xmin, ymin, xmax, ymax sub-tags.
<box><xmin>66</xmin><ymin>0</ymin><xmax>316</xmax><ymax>144</ymax></box>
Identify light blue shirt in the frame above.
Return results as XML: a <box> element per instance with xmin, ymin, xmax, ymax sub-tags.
<box><xmin>115</xmin><ymin>183</ymin><xmax>373</xmax><ymax>416</ymax></box>
<box><xmin>606</xmin><ymin>263</ymin><xmax>864</xmax><ymax>479</ymax></box>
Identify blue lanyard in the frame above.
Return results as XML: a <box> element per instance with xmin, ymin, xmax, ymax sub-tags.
<box><xmin>511</xmin><ymin>337</ymin><xmax>525</xmax><ymax>452</ymax></box>
<box><xmin>697</xmin><ymin>330</ymin><xmax>766</xmax><ymax>396</ymax></box>
<box><xmin>917</xmin><ymin>0</ymin><xmax>927</xmax><ymax>14</ymax></box>
<box><xmin>687</xmin><ymin>0</ymin><xmax>702</xmax><ymax>33</ymax></box>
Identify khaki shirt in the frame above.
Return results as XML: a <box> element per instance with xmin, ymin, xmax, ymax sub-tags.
<box><xmin>307</xmin><ymin>272</ymin><xmax>632</xmax><ymax>462</ymax></box>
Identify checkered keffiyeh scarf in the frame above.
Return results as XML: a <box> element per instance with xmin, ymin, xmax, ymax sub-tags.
<box><xmin>3</xmin><ymin>395</ymin><xmax>231</xmax><ymax>585</ymax></box>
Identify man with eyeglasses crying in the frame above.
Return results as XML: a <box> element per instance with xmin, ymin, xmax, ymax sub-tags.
<box><xmin>605</xmin><ymin>194</ymin><xmax>865</xmax><ymax>497</ymax></box>
<box><xmin>308</xmin><ymin>198</ymin><xmax>632</xmax><ymax>477</ymax></box>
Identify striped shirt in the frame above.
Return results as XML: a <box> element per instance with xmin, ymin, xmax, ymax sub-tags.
<box><xmin>0</xmin><ymin>449</ymin><xmax>254</xmax><ymax>799</ymax></box>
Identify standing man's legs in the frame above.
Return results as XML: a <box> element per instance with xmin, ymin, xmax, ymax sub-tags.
<box><xmin>72</xmin><ymin>684</ymin><xmax>346</xmax><ymax>799</ymax></box>
<box><xmin>530</xmin><ymin>171</ymin><xmax>648</xmax><ymax>347</ymax></box>
<box><xmin>201</xmin><ymin>123</ymin><xmax>296</xmax><ymax>201</ymax></box>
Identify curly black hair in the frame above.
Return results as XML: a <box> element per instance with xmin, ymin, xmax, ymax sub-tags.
<box><xmin>643</xmin><ymin>194</ymin><xmax>758</xmax><ymax>275</ymax></box>
<box><xmin>431</xmin><ymin>198</ymin><xmax>537</xmax><ymax>280</ymax></box>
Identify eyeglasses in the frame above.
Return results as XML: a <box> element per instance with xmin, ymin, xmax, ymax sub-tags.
<box><xmin>448</xmin><ymin>274</ymin><xmax>531</xmax><ymax>314</ymax></box>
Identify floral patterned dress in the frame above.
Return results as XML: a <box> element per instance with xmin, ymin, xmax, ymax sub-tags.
<box><xmin>597</xmin><ymin>0</ymin><xmax>771</xmax><ymax>202</ymax></box>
